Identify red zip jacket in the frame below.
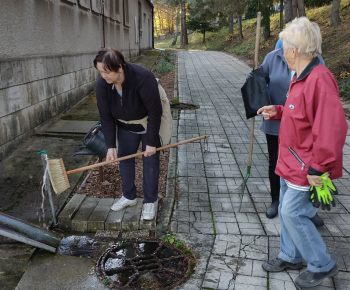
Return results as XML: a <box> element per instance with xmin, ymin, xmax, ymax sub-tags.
<box><xmin>272</xmin><ymin>57</ymin><xmax>348</xmax><ymax>185</ymax></box>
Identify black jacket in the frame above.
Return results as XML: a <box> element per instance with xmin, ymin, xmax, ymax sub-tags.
<box><xmin>96</xmin><ymin>62</ymin><xmax>162</xmax><ymax>148</ymax></box>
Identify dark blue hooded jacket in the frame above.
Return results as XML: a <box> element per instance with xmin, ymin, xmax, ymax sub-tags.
<box><xmin>258</xmin><ymin>48</ymin><xmax>325</xmax><ymax>136</ymax></box>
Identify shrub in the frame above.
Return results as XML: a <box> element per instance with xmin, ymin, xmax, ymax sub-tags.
<box><xmin>339</xmin><ymin>78</ymin><xmax>350</xmax><ymax>99</ymax></box>
<box><xmin>155</xmin><ymin>59</ymin><xmax>174</xmax><ymax>75</ymax></box>
<box><xmin>304</xmin><ymin>0</ymin><xmax>332</xmax><ymax>7</ymax></box>
<box><xmin>161</xmin><ymin>50</ymin><xmax>176</xmax><ymax>63</ymax></box>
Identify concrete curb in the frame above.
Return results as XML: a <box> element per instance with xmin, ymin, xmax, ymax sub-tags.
<box><xmin>156</xmin><ymin>55</ymin><xmax>179</xmax><ymax>238</ymax></box>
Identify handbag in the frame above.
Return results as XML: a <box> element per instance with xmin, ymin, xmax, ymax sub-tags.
<box><xmin>241</xmin><ymin>67</ymin><xmax>271</xmax><ymax>119</ymax></box>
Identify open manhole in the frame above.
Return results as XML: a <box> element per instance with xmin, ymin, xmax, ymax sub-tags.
<box><xmin>96</xmin><ymin>238</ymin><xmax>191</xmax><ymax>289</ymax></box>
<box><xmin>170</xmin><ymin>103</ymin><xmax>198</xmax><ymax>110</ymax></box>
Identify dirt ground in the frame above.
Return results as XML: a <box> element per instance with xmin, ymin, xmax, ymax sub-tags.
<box><xmin>74</xmin><ymin>69</ymin><xmax>175</xmax><ymax>199</ymax></box>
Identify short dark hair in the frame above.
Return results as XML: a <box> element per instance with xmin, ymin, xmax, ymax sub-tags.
<box><xmin>93</xmin><ymin>47</ymin><xmax>126</xmax><ymax>72</ymax></box>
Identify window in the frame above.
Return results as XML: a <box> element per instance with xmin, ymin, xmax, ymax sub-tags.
<box><xmin>115</xmin><ymin>0</ymin><xmax>120</xmax><ymax>16</ymax></box>
<box><xmin>78</xmin><ymin>0</ymin><xmax>90</xmax><ymax>9</ymax></box>
<box><xmin>91</xmin><ymin>0</ymin><xmax>101</xmax><ymax>14</ymax></box>
<box><xmin>138</xmin><ymin>1</ymin><xmax>142</xmax><ymax>31</ymax></box>
<box><xmin>114</xmin><ymin>0</ymin><xmax>121</xmax><ymax>22</ymax></box>
<box><xmin>123</xmin><ymin>0</ymin><xmax>129</xmax><ymax>26</ymax></box>
<box><xmin>110</xmin><ymin>0</ymin><xmax>114</xmax><ymax>18</ymax></box>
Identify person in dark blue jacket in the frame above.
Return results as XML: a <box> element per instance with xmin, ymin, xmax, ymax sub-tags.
<box><xmin>255</xmin><ymin>43</ymin><xmax>325</xmax><ymax>224</ymax></box>
<box><xmin>94</xmin><ymin>48</ymin><xmax>162</xmax><ymax>221</ymax></box>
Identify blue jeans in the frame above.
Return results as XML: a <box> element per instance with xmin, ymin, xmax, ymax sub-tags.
<box><xmin>117</xmin><ymin>127</ymin><xmax>160</xmax><ymax>203</ymax></box>
<box><xmin>278</xmin><ymin>178</ymin><xmax>335</xmax><ymax>273</ymax></box>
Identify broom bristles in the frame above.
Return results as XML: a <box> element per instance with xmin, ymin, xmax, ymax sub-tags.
<box><xmin>47</xmin><ymin>158</ymin><xmax>70</xmax><ymax>195</ymax></box>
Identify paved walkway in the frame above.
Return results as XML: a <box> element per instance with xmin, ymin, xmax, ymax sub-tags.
<box><xmin>172</xmin><ymin>51</ymin><xmax>350</xmax><ymax>290</ymax></box>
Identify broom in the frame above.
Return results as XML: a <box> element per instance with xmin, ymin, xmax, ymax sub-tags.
<box><xmin>239</xmin><ymin>12</ymin><xmax>262</xmax><ymax>211</ymax></box>
<box><xmin>47</xmin><ymin>135</ymin><xmax>210</xmax><ymax>195</ymax></box>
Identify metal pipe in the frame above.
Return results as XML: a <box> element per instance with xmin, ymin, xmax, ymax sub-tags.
<box><xmin>0</xmin><ymin>212</ymin><xmax>62</xmax><ymax>253</ymax></box>
<box><xmin>152</xmin><ymin>5</ymin><xmax>154</xmax><ymax>49</ymax></box>
<box><xmin>101</xmin><ymin>0</ymin><xmax>105</xmax><ymax>47</ymax></box>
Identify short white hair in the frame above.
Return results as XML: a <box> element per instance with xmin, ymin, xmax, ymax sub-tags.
<box><xmin>279</xmin><ymin>17</ymin><xmax>322</xmax><ymax>58</ymax></box>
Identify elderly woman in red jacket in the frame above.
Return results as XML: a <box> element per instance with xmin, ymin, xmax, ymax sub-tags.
<box><xmin>258</xmin><ymin>17</ymin><xmax>347</xmax><ymax>288</ymax></box>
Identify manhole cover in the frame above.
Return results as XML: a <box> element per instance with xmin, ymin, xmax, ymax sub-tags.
<box><xmin>96</xmin><ymin>238</ymin><xmax>191</xmax><ymax>289</ymax></box>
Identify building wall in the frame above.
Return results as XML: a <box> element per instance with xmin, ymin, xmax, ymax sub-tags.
<box><xmin>0</xmin><ymin>0</ymin><xmax>153</xmax><ymax>160</ymax></box>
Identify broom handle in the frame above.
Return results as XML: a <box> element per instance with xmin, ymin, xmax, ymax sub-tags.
<box><xmin>66</xmin><ymin>135</ymin><xmax>210</xmax><ymax>175</ymax></box>
<box><xmin>254</xmin><ymin>12</ymin><xmax>262</xmax><ymax>71</ymax></box>
<box><xmin>248</xmin><ymin>12</ymin><xmax>261</xmax><ymax>167</ymax></box>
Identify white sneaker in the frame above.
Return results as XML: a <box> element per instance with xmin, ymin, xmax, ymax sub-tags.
<box><xmin>111</xmin><ymin>196</ymin><xmax>137</xmax><ymax>211</ymax></box>
<box><xmin>142</xmin><ymin>200</ymin><xmax>158</xmax><ymax>220</ymax></box>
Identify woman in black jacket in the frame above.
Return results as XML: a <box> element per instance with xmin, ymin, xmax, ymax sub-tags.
<box><xmin>93</xmin><ymin>48</ymin><xmax>162</xmax><ymax>220</ymax></box>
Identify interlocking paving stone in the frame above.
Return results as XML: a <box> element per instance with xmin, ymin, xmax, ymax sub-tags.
<box><xmin>104</xmin><ymin>198</ymin><xmax>126</xmax><ymax>231</ymax></box>
<box><xmin>87</xmin><ymin>198</ymin><xmax>114</xmax><ymax>232</ymax></box>
<box><xmin>172</xmin><ymin>51</ymin><xmax>350</xmax><ymax>289</ymax></box>
<box><xmin>139</xmin><ymin>216</ymin><xmax>156</xmax><ymax>230</ymax></box>
<box><xmin>57</xmin><ymin>193</ymin><xmax>86</xmax><ymax>231</ymax></box>
<box><xmin>122</xmin><ymin>199</ymin><xmax>142</xmax><ymax>231</ymax></box>
<box><xmin>71</xmin><ymin>197</ymin><xmax>99</xmax><ymax>232</ymax></box>
<box><xmin>334</xmin><ymin>271</ymin><xmax>350</xmax><ymax>289</ymax></box>
<box><xmin>59</xmin><ymin>196</ymin><xmax>156</xmax><ymax>233</ymax></box>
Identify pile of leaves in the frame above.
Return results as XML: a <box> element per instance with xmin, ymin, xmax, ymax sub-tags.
<box><xmin>74</xmin><ymin>149</ymin><xmax>169</xmax><ymax>199</ymax></box>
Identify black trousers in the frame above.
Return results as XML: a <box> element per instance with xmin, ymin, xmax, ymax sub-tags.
<box><xmin>266</xmin><ymin>134</ymin><xmax>280</xmax><ymax>201</ymax></box>
<box><xmin>117</xmin><ymin>127</ymin><xmax>160</xmax><ymax>203</ymax></box>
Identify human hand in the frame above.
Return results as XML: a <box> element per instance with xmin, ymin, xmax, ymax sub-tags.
<box><xmin>257</xmin><ymin>105</ymin><xmax>276</xmax><ymax>120</ymax></box>
<box><xmin>106</xmin><ymin>148</ymin><xmax>118</xmax><ymax>165</ymax></box>
<box><xmin>144</xmin><ymin>145</ymin><xmax>156</xmax><ymax>157</ymax></box>
<box><xmin>309</xmin><ymin>173</ymin><xmax>338</xmax><ymax>211</ymax></box>
<box><xmin>307</xmin><ymin>174</ymin><xmax>322</xmax><ymax>187</ymax></box>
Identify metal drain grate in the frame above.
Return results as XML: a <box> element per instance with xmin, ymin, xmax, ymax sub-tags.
<box><xmin>96</xmin><ymin>238</ymin><xmax>191</xmax><ymax>289</ymax></box>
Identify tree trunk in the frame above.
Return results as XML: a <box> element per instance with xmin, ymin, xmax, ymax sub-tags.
<box><xmin>203</xmin><ymin>28</ymin><xmax>206</xmax><ymax>43</ymax></box>
<box><xmin>284</xmin><ymin>0</ymin><xmax>292</xmax><ymax>23</ymax></box>
<box><xmin>280</xmin><ymin>0</ymin><xmax>284</xmax><ymax>30</ymax></box>
<box><xmin>228</xmin><ymin>14</ymin><xmax>234</xmax><ymax>34</ymax></box>
<box><xmin>262</xmin><ymin>3</ymin><xmax>271</xmax><ymax>41</ymax></box>
<box><xmin>158</xmin><ymin>11</ymin><xmax>163</xmax><ymax>33</ymax></box>
<box><xmin>297</xmin><ymin>0</ymin><xmax>306</xmax><ymax>17</ymax></box>
<box><xmin>170</xmin><ymin>10</ymin><xmax>174</xmax><ymax>34</ymax></box>
<box><xmin>181</xmin><ymin>2</ymin><xmax>188</xmax><ymax>45</ymax></box>
<box><xmin>263</xmin><ymin>19</ymin><xmax>270</xmax><ymax>41</ymax></box>
<box><xmin>331</xmin><ymin>0</ymin><xmax>341</xmax><ymax>28</ymax></box>
<box><xmin>172</xmin><ymin>6</ymin><xmax>180</xmax><ymax>46</ymax></box>
<box><xmin>238</xmin><ymin>15</ymin><xmax>243</xmax><ymax>40</ymax></box>
<box><xmin>292</xmin><ymin>0</ymin><xmax>298</xmax><ymax>18</ymax></box>
<box><xmin>180</xmin><ymin>4</ymin><xmax>184</xmax><ymax>47</ymax></box>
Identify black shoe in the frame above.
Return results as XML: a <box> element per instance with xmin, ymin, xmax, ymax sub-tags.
<box><xmin>266</xmin><ymin>200</ymin><xmax>279</xmax><ymax>219</ymax></box>
<box><xmin>262</xmin><ymin>257</ymin><xmax>303</xmax><ymax>272</ymax></box>
<box><xmin>310</xmin><ymin>213</ymin><xmax>324</xmax><ymax>227</ymax></box>
<box><xmin>294</xmin><ymin>264</ymin><xmax>338</xmax><ymax>289</ymax></box>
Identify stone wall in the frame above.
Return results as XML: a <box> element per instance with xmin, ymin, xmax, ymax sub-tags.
<box><xmin>0</xmin><ymin>0</ymin><xmax>153</xmax><ymax>160</ymax></box>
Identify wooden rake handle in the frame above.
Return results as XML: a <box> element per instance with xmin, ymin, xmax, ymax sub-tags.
<box><xmin>66</xmin><ymin>135</ymin><xmax>210</xmax><ymax>175</ymax></box>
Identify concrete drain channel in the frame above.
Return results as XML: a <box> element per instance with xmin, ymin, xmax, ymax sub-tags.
<box><xmin>96</xmin><ymin>238</ymin><xmax>191</xmax><ymax>289</ymax></box>
<box><xmin>170</xmin><ymin>103</ymin><xmax>198</xmax><ymax>110</ymax></box>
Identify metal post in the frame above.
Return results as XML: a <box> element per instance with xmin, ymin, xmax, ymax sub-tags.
<box><xmin>40</xmin><ymin>154</ymin><xmax>58</xmax><ymax>226</ymax></box>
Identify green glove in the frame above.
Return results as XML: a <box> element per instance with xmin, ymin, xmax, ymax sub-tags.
<box><xmin>309</xmin><ymin>173</ymin><xmax>338</xmax><ymax>211</ymax></box>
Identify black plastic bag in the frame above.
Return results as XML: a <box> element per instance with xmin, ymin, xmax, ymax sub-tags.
<box><xmin>241</xmin><ymin>67</ymin><xmax>271</xmax><ymax>119</ymax></box>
